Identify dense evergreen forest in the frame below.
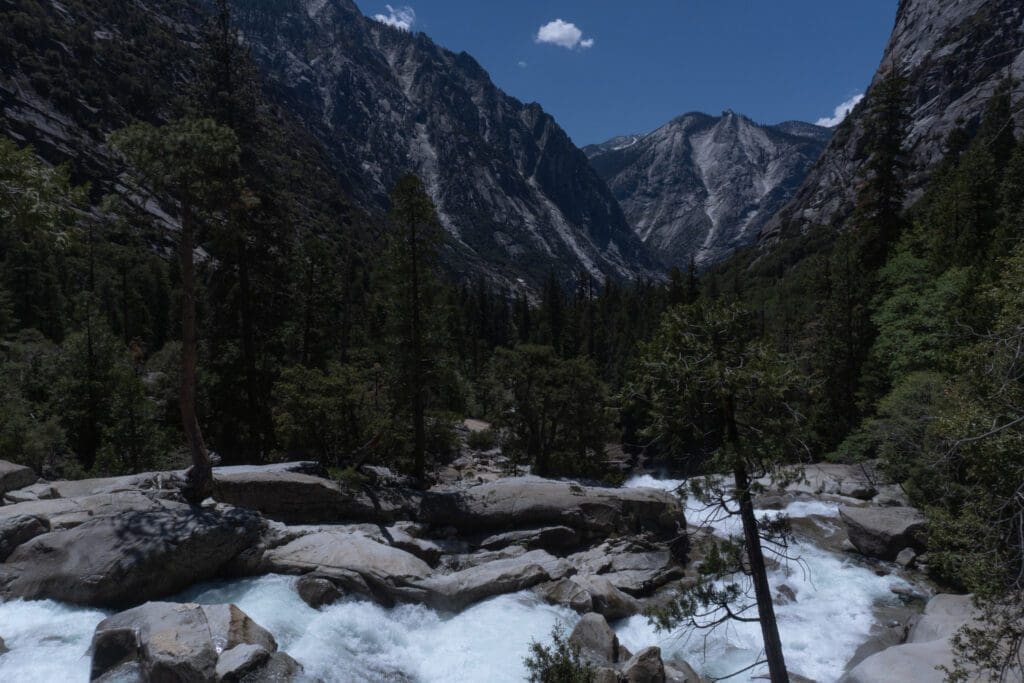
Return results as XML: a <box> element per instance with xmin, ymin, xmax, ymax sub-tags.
<box><xmin>2</xmin><ymin>1</ymin><xmax>1023</xmax><ymax>679</ymax></box>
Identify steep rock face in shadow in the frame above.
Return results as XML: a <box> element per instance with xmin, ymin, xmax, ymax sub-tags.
<box><xmin>233</xmin><ymin>0</ymin><xmax>656</xmax><ymax>288</ymax></box>
<box><xmin>762</xmin><ymin>0</ymin><xmax>1024</xmax><ymax>240</ymax></box>
<box><xmin>0</xmin><ymin>0</ymin><xmax>657</xmax><ymax>290</ymax></box>
<box><xmin>585</xmin><ymin>112</ymin><xmax>829</xmax><ymax>268</ymax></box>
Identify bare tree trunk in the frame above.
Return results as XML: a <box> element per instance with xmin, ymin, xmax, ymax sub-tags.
<box><xmin>734</xmin><ymin>462</ymin><xmax>789</xmax><ymax>683</ymax></box>
<box><xmin>180</xmin><ymin>201</ymin><xmax>212</xmax><ymax>504</ymax></box>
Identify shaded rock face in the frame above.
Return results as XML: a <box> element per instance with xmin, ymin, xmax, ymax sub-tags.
<box><xmin>0</xmin><ymin>514</ymin><xmax>48</xmax><ymax>561</ymax></box>
<box><xmin>840</xmin><ymin>594</ymin><xmax>985</xmax><ymax>683</ymax></box>
<box><xmin>422</xmin><ymin>476</ymin><xmax>685</xmax><ymax>539</ymax></box>
<box><xmin>233</xmin><ymin>0</ymin><xmax>657</xmax><ymax>288</ymax></box>
<box><xmin>764</xmin><ymin>0</ymin><xmax>1024</xmax><ymax>240</ymax></box>
<box><xmin>570</xmin><ymin>612</ymin><xmax>628</xmax><ymax>666</ymax></box>
<box><xmin>89</xmin><ymin>601</ymin><xmax>301</xmax><ymax>682</ymax></box>
<box><xmin>212</xmin><ymin>470</ymin><xmax>420</xmax><ymax>525</ymax></box>
<box><xmin>0</xmin><ymin>506</ymin><xmax>263</xmax><ymax>607</ymax></box>
<box><xmin>839</xmin><ymin>505</ymin><xmax>927</xmax><ymax>561</ymax></box>
<box><xmin>568</xmin><ymin>613</ymin><xmax>684</xmax><ymax>683</ymax></box>
<box><xmin>0</xmin><ymin>461</ymin><xmax>36</xmax><ymax>496</ymax></box>
<box><xmin>585</xmin><ymin>112</ymin><xmax>829</xmax><ymax>268</ymax></box>
<box><xmin>0</xmin><ymin>0</ymin><xmax>657</xmax><ymax>291</ymax></box>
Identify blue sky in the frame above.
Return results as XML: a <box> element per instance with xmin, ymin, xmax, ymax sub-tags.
<box><xmin>365</xmin><ymin>1</ymin><xmax>898</xmax><ymax>145</ymax></box>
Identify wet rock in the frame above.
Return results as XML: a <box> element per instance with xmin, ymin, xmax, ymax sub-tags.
<box><xmin>841</xmin><ymin>594</ymin><xmax>984</xmax><ymax>683</ymax></box>
<box><xmin>839</xmin><ymin>506</ymin><xmax>927</xmax><ymax>561</ymax></box>
<box><xmin>569</xmin><ymin>613</ymin><xmax>626</xmax><ymax>665</ymax></box>
<box><xmin>895</xmin><ymin>547</ymin><xmax>917</xmax><ymax>569</ymax></box>
<box><xmin>385</xmin><ymin>523</ymin><xmax>443</xmax><ymax>566</ymax></box>
<box><xmin>0</xmin><ymin>635</ymin><xmax>7</xmax><ymax>655</ymax></box>
<box><xmin>296</xmin><ymin>575</ymin><xmax>342</xmax><ymax>609</ymax></box>
<box><xmin>264</xmin><ymin>529</ymin><xmax>432</xmax><ymax>605</ymax></box>
<box><xmin>0</xmin><ymin>460</ymin><xmax>37</xmax><ymax>496</ymax></box>
<box><xmin>535</xmin><ymin>578</ymin><xmax>595</xmax><ymax>613</ymax></box>
<box><xmin>415</xmin><ymin>550</ymin><xmax>562</xmax><ymax>611</ymax></box>
<box><xmin>775</xmin><ymin>584</ymin><xmax>798</xmax><ymax>605</ymax></box>
<box><xmin>216</xmin><ymin>643</ymin><xmax>271</xmax><ymax>681</ymax></box>
<box><xmin>537</xmin><ymin>574</ymin><xmax>641</xmax><ymax>620</ymax></box>
<box><xmin>89</xmin><ymin>602</ymin><xmax>298</xmax><ymax>682</ymax></box>
<box><xmin>665</xmin><ymin>657</ymin><xmax>703</xmax><ymax>682</ymax></box>
<box><xmin>621</xmin><ymin>646</ymin><xmax>666</xmax><ymax>682</ymax></box>
<box><xmin>0</xmin><ymin>514</ymin><xmax>48</xmax><ymax>561</ymax></box>
<box><xmin>759</xmin><ymin>463</ymin><xmax>879</xmax><ymax>500</ymax></box>
<box><xmin>479</xmin><ymin>525</ymin><xmax>581</xmax><ymax>552</ymax></box>
<box><xmin>569</xmin><ymin>538</ymin><xmax>683</xmax><ymax>597</ymax></box>
<box><xmin>0</xmin><ymin>506</ymin><xmax>263</xmax><ymax>607</ymax></box>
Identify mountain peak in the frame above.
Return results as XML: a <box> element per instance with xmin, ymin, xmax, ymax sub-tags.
<box><xmin>586</xmin><ymin>112</ymin><xmax>830</xmax><ymax>268</ymax></box>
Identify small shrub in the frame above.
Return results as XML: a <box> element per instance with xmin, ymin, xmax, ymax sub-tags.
<box><xmin>523</xmin><ymin>623</ymin><xmax>595</xmax><ymax>683</ymax></box>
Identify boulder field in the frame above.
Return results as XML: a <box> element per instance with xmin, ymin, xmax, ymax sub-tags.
<box><xmin>0</xmin><ymin>458</ymin><xmax>690</xmax><ymax>681</ymax></box>
<box><xmin>0</xmin><ymin>457</ymin><xmax>975</xmax><ymax>682</ymax></box>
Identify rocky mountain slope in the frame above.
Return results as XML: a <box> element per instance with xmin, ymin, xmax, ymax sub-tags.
<box><xmin>762</xmin><ymin>0</ymin><xmax>1024</xmax><ymax>240</ymax></box>
<box><xmin>0</xmin><ymin>0</ymin><xmax>656</xmax><ymax>289</ymax></box>
<box><xmin>584</xmin><ymin>112</ymin><xmax>830</xmax><ymax>268</ymax></box>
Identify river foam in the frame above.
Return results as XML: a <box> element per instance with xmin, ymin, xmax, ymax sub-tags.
<box><xmin>0</xmin><ymin>576</ymin><xmax>580</xmax><ymax>683</ymax></box>
<box><xmin>621</xmin><ymin>474</ymin><xmax>911</xmax><ymax>681</ymax></box>
<box><xmin>0</xmin><ymin>474</ymin><xmax>911</xmax><ymax>683</ymax></box>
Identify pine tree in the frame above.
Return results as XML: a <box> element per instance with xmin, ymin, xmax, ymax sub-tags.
<box><xmin>111</xmin><ymin>118</ymin><xmax>240</xmax><ymax>503</ymax></box>
<box><xmin>633</xmin><ymin>300</ymin><xmax>808</xmax><ymax>683</ymax></box>
<box><xmin>380</xmin><ymin>174</ymin><xmax>447</xmax><ymax>485</ymax></box>
<box><xmin>852</xmin><ymin>66</ymin><xmax>910</xmax><ymax>271</ymax></box>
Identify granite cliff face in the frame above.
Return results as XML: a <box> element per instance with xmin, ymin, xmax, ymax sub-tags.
<box><xmin>585</xmin><ymin>112</ymin><xmax>829</xmax><ymax>268</ymax></box>
<box><xmin>0</xmin><ymin>0</ymin><xmax>657</xmax><ymax>289</ymax></box>
<box><xmin>763</xmin><ymin>0</ymin><xmax>1024</xmax><ymax>240</ymax></box>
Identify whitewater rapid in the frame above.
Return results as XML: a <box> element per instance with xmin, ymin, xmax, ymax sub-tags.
<box><xmin>620</xmin><ymin>474</ymin><xmax>914</xmax><ymax>681</ymax></box>
<box><xmin>0</xmin><ymin>475</ymin><xmax>916</xmax><ymax>682</ymax></box>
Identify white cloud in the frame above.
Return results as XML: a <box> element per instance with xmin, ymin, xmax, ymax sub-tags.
<box><xmin>816</xmin><ymin>93</ymin><xmax>864</xmax><ymax>127</ymax></box>
<box><xmin>373</xmin><ymin>4</ymin><xmax>415</xmax><ymax>31</ymax></box>
<box><xmin>518</xmin><ymin>61</ymin><xmax>529</xmax><ymax>68</ymax></box>
<box><xmin>535</xmin><ymin>19</ymin><xmax>594</xmax><ymax>50</ymax></box>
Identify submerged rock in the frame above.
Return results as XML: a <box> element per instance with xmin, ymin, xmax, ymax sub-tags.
<box><xmin>89</xmin><ymin>601</ymin><xmax>300</xmax><ymax>682</ymax></box>
<box><xmin>0</xmin><ymin>506</ymin><xmax>263</xmax><ymax>607</ymax></box>
<box><xmin>839</xmin><ymin>506</ymin><xmax>927</xmax><ymax>561</ymax></box>
<box><xmin>296</xmin><ymin>575</ymin><xmax>343</xmax><ymax>609</ymax></box>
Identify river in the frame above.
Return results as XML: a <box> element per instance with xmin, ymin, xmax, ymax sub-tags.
<box><xmin>0</xmin><ymin>475</ymin><xmax>920</xmax><ymax>682</ymax></box>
